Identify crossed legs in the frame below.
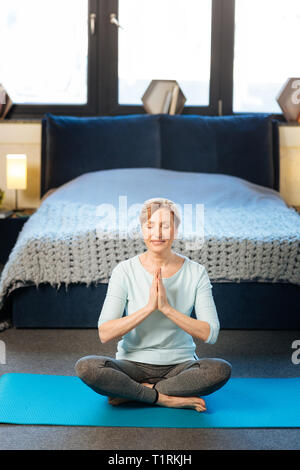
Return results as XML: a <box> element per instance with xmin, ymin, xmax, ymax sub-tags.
<box><xmin>75</xmin><ymin>355</ymin><xmax>232</xmax><ymax>412</ymax></box>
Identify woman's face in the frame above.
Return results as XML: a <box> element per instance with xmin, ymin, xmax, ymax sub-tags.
<box><xmin>141</xmin><ymin>207</ymin><xmax>177</xmax><ymax>253</ymax></box>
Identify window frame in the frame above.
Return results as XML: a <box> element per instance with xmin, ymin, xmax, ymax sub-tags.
<box><xmin>104</xmin><ymin>0</ymin><xmax>282</xmax><ymax>119</ymax></box>
<box><xmin>4</xmin><ymin>0</ymin><xmax>285</xmax><ymax>119</ymax></box>
<box><xmin>102</xmin><ymin>0</ymin><xmax>228</xmax><ymax>116</ymax></box>
<box><xmin>6</xmin><ymin>0</ymin><xmax>98</xmax><ymax>119</ymax></box>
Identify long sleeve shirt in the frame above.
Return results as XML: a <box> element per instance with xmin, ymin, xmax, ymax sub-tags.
<box><xmin>97</xmin><ymin>254</ymin><xmax>220</xmax><ymax>365</ymax></box>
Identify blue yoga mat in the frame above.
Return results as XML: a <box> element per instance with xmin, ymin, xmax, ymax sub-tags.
<box><xmin>0</xmin><ymin>373</ymin><xmax>299</xmax><ymax>428</ymax></box>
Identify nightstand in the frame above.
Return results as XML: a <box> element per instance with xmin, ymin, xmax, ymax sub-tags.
<box><xmin>0</xmin><ymin>208</ymin><xmax>36</xmax><ymax>265</ymax></box>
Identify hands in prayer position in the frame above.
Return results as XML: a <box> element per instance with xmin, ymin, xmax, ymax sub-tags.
<box><xmin>147</xmin><ymin>268</ymin><xmax>170</xmax><ymax>314</ymax></box>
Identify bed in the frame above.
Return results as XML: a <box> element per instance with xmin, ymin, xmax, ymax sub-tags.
<box><xmin>0</xmin><ymin>112</ymin><xmax>299</xmax><ymax>331</ymax></box>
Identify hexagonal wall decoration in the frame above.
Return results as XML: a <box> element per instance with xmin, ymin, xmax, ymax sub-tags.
<box><xmin>142</xmin><ymin>80</ymin><xmax>186</xmax><ymax>115</ymax></box>
<box><xmin>276</xmin><ymin>78</ymin><xmax>300</xmax><ymax>122</ymax></box>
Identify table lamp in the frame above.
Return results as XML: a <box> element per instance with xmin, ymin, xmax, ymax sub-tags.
<box><xmin>6</xmin><ymin>154</ymin><xmax>27</xmax><ymax>211</ymax></box>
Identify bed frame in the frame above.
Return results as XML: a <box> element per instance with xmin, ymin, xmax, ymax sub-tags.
<box><xmin>6</xmin><ymin>112</ymin><xmax>300</xmax><ymax>329</ymax></box>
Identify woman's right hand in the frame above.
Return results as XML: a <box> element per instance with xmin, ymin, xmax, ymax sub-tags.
<box><xmin>146</xmin><ymin>269</ymin><xmax>159</xmax><ymax>313</ymax></box>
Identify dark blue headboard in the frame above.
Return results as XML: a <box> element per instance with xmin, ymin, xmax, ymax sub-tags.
<box><xmin>41</xmin><ymin>112</ymin><xmax>280</xmax><ymax>198</ymax></box>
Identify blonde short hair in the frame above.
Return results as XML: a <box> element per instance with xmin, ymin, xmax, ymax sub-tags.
<box><xmin>139</xmin><ymin>197</ymin><xmax>181</xmax><ymax>229</ymax></box>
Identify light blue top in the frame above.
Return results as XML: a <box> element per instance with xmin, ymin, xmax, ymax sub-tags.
<box><xmin>98</xmin><ymin>254</ymin><xmax>220</xmax><ymax>365</ymax></box>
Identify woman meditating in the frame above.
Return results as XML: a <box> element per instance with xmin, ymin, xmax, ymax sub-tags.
<box><xmin>75</xmin><ymin>198</ymin><xmax>232</xmax><ymax>412</ymax></box>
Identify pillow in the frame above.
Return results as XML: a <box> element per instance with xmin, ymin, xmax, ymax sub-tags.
<box><xmin>42</xmin><ymin>113</ymin><xmax>161</xmax><ymax>195</ymax></box>
<box><xmin>160</xmin><ymin>113</ymin><xmax>275</xmax><ymax>189</ymax></box>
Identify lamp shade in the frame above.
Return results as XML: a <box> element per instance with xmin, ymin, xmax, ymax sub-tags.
<box><xmin>6</xmin><ymin>154</ymin><xmax>27</xmax><ymax>190</ymax></box>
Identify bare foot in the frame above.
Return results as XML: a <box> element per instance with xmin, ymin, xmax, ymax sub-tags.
<box><xmin>156</xmin><ymin>392</ymin><xmax>207</xmax><ymax>412</ymax></box>
<box><xmin>143</xmin><ymin>382</ymin><xmax>207</xmax><ymax>412</ymax></box>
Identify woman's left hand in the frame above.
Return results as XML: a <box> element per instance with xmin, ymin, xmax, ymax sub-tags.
<box><xmin>157</xmin><ymin>268</ymin><xmax>170</xmax><ymax>314</ymax></box>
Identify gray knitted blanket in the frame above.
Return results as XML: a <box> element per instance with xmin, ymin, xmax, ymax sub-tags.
<box><xmin>1</xmin><ymin>168</ymin><xmax>300</xmax><ymax>331</ymax></box>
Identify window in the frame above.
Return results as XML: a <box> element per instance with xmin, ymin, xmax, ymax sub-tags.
<box><xmin>1</xmin><ymin>0</ymin><xmax>97</xmax><ymax>117</ymax></box>
<box><xmin>0</xmin><ymin>0</ymin><xmax>88</xmax><ymax>104</ymax></box>
<box><xmin>118</xmin><ymin>0</ymin><xmax>212</xmax><ymax>107</ymax></box>
<box><xmin>233</xmin><ymin>0</ymin><xmax>300</xmax><ymax>113</ymax></box>
<box><xmin>1</xmin><ymin>0</ymin><xmax>290</xmax><ymax>118</ymax></box>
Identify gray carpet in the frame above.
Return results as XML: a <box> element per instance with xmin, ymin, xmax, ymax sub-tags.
<box><xmin>0</xmin><ymin>328</ymin><xmax>299</xmax><ymax>450</ymax></box>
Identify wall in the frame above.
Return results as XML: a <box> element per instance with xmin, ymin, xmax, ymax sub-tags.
<box><xmin>0</xmin><ymin>121</ymin><xmax>299</xmax><ymax>210</ymax></box>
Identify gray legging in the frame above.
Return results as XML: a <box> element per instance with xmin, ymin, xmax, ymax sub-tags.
<box><xmin>75</xmin><ymin>355</ymin><xmax>232</xmax><ymax>405</ymax></box>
